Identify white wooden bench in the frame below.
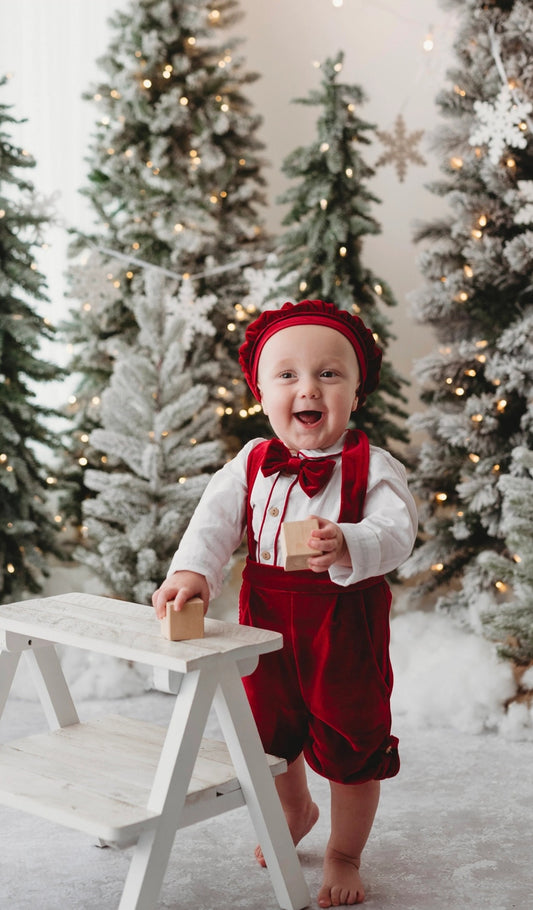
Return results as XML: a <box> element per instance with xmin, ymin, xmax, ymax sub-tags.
<box><xmin>0</xmin><ymin>592</ymin><xmax>310</xmax><ymax>910</ymax></box>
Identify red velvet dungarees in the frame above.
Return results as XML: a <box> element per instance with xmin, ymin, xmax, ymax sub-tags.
<box><xmin>239</xmin><ymin>430</ymin><xmax>400</xmax><ymax>785</ymax></box>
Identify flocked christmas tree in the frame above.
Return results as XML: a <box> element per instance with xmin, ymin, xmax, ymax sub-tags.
<box><xmin>272</xmin><ymin>53</ymin><xmax>409</xmax><ymax>450</ymax></box>
<box><xmin>481</xmin><ymin>445</ymin><xmax>533</xmax><ymax>665</ymax></box>
<box><xmin>400</xmin><ymin>1</ymin><xmax>533</xmax><ymax>634</ymax></box>
<box><xmin>76</xmin><ymin>268</ymin><xmax>223</xmax><ymax>603</ymax></box>
<box><xmin>59</xmin><ymin>0</ymin><xmax>270</xmax><ymax>523</ymax></box>
<box><xmin>0</xmin><ymin>77</ymin><xmax>65</xmax><ymax>601</ymax></box>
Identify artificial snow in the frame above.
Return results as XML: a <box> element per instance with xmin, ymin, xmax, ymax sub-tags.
<box><xmin>1</xmin><ymin>576</ymin><xmax>532</xmax><ymax>908</ymax></box>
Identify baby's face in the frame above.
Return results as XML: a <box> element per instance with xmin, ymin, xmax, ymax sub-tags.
<box><xmin>256</xmin><ymin>324</ymin><xmax>360</xmax><ymax>452</ymax></box>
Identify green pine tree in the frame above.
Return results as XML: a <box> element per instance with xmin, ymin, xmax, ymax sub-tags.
<box><xmin>400</xmin><ymin>1</ymin><xmax>533</xmax><ymax>624</ymax></box>
<box><xmin>59</xmin><ymin>0</ymin><xmax>270</xmax><ymax>523</ymax></box>
<box><xmin>273</xmin><ymin>53</ymin><xmax>409</xmax><ymax>450</ymax></box>
<box><xmin>0</xmin><ymin>77</ymin><xmax>65</xmax><ymax>601</ymax></box>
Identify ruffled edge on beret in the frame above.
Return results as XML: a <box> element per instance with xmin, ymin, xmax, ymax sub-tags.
<box><xmin>238</xmin><ymin>300</ymin><xmax>381</xmax><ymax>409</ymax></box>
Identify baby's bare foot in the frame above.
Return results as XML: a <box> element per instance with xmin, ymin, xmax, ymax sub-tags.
<box><xmin>255</xmin><ymin>799</ymin><xmax>319</xmax><ymax>867</ymax></box>
<box><xmin>317</xmin><ymin>847</ymin><xmax>365</xmax><ymax>907</ymax></box>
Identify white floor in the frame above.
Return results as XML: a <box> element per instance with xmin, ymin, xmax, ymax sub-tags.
<box><xmin>1</xmin><ymin>687</ymin><xmax>532</xmax><ymax>910</ymax></box>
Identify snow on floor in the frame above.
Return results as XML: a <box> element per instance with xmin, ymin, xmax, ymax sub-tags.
<box><xmin>0</xmin><ymin>692</ymin><xmax>531</xmax><ymax>910</ymax></box>
<box><xmin>1</xmin><ymin>590</ymin><xmax>532</xmax><ymax>909</ymax></box>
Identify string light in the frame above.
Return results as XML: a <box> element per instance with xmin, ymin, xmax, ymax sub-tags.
<box><xmin>422</xmin><ymin>29</ymin><xmax>434</xmax><ymax>52</ymax></box>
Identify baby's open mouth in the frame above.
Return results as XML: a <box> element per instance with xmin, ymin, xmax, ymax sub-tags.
<box><xmin>294</xmin><ymin>411</ymin><xmax>323</xmax><ymax>425</ymax></box>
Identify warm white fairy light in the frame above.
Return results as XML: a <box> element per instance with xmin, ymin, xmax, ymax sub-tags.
<box><xmin>423</xmin><ymin>30</ymin><xmax>434</xmax><ymax>52</ymax></box>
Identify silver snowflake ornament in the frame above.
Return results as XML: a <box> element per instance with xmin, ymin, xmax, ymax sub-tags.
<box><xmin>167</xmin><ymin>280</ymin><xmax>216</xmax><ymax>352</ymax></box>
<box><xmin>469</xmin><ymin>86</ymin><xmax>532</xmax><ymax>166</ymax></box>
<box><xmin>375</xmin><ymin>114</ymin><xmax>426</xmax><ymax>183</ymax></box>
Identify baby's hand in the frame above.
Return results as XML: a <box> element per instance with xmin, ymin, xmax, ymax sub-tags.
<box><xmin>151</xmin><ymin>570</ymin><xmax>209</xmax><ymax>620</ymax></box>
<box><xmin>306</xmin><ymin>515</ymin><xmax>350</xmax><ymax>573</ymax></box>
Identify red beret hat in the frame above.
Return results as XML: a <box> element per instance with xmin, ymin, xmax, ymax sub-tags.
<box><xmin>238</xmin><ymin>299</ymin><xmax>382</xmax><ymax>409</ymax></box>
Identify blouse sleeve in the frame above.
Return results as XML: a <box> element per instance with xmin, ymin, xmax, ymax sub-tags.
<box><xmin>328</xmin><ymin>446</ymin><xmax>418</xmax><ymax>587</ymax></box>
<box><xmin>166</xmin><ymin>439</ymin><xmax>262</xmax><ymax>599</ymax></box>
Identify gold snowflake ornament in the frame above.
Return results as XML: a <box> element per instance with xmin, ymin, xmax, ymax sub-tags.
<box><xmin>375</xmin><ymin>114</ymin><xmax>426</xmax><ymax>182</ymax></box>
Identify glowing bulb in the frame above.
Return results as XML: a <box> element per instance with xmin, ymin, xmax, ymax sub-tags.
<box><xmin>320</xmin><ymin>198</ymin><xmax>328</xmax><ymax>210</ymax></box>
<box><xmin>423</xmin><ymin>32</ymin><xmax>434</xmax><ymax>52</ymax></box>
<box><xmin>435</xmin><ymin>493</ymin><xmax>448</xmax><ymax>502</ymax></box>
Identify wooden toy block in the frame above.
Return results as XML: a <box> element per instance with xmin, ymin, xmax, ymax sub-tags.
<box><xmin>280</xmin><ymin>518</ymin><xmax>319</xmax><ymax>571</ymax></box>
<box><xmin>161</xmin><ymin>597</ymin><xmax>205</xmax><ymax>641</ymax></box>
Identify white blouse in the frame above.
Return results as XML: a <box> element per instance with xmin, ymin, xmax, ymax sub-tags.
<box><xmin>168</xmin><ymin>433</ymin><xmax>418</xmax><ymax>599</ymax></box>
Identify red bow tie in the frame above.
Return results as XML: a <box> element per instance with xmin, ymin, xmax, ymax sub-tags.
<box><xmin>261</xmin><ymin>438</ymin><xmax>335</xmax><ymax>497</ymax></box>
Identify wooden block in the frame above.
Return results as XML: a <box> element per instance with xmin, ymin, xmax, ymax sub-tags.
<box><xmin>280</xmin><ymin>519</ymin><xmax>319</xmax><ymax>571</ymax></box>
<box><xmin>161</xmin><ymin>597</ymin><xmax>204</xmax><ymax>641</ymax></box>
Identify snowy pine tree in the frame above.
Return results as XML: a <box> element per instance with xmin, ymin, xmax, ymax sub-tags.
<box><xmin>60</xmin><ymin>0</ymin><xmax>269</xmax><ymax>521</ymax></box>
<box><xmin>401</xmin><ymin>1</ymin><xmax>533</xmax><ymax>625</ymax></box>
<box><xmin>76</xmin><ymin>269</ymin><xmax>223</xmax><ymax>604</ymax></box>
<box><xmin>480</xmin><ymin>446</ymin><xmax>533</xmax><ymax>665</ymax></box>
<box><xmin>273</xmin><ymin>53</ymin><xmax>409</xmax><ymax>449</ymax></box>
<box><xmin>0</xmin><ymin>77</ymin><xmax>65</xmax><ymax>601</ymax></box>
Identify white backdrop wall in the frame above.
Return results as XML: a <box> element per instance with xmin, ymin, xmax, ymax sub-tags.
<box><xmin>0</xmin><ymin>0</ymin><xmax>457</xmax><ymax>419</ymax></box>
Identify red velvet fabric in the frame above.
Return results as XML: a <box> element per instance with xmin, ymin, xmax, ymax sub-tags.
<box><xmin>240</xmin><ymin>430</ymin><xmax>400</xmax><ymax>784</ymax></box>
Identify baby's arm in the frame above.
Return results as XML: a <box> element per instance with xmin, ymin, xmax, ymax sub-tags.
<box><xmin>306</xmin><ymin>515</ymin><xmax>351</xmax><ymax>573</ymax></box>
<box><xmin>152</xmin><ymin>570</ymin><xmax>209</xmax><ymax>619</ymax></box>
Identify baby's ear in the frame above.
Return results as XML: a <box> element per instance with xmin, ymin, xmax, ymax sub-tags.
<box><xmin>351</xmin><ymin>388</ymin><xmax>360</xmax><ymax>412</ymax></box>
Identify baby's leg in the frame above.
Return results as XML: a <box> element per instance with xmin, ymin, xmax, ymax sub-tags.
<box><xmin>255</xmin><ymin>753</ymin><xmax>319</xmax><ymax>866</ymax></box>
<box><xmin>318</xmin><ymin>779</ymin><xmax>380</xmax><ymax>907</ymax></box>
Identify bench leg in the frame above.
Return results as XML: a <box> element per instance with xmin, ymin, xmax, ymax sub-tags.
<box><xmin>24</xmin><ymin>645</ymin><xmax>79</xmax><ymax>729</ymax></box>
<box><xmin>118</xmin><ymin>666</ymin><xmax>218</xmax><ymax>910</ymax></box>
<box><xmin>214</xmin><ymin>662</ymin><xmax>310</xmax><ymax>910</ymax></box>
<box><xmin>0</xmin><ymin>650</ymin><xmax>21</xmax><ymax>722</ymax></box>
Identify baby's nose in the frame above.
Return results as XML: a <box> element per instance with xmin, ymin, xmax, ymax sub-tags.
<box><xmin>298</xmin><ymin>377</ymin><xmax>321</xmax><ymax>398</ymax></box>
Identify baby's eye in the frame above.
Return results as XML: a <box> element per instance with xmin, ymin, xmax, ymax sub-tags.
<box><xmin>279</xmin><ymin>370</ymin><xmax>296</xmax><ymax>380</ymax></box>
<box><xmin>320</xmin><ymin>369</ymin><xmax>338</xmax><ymax>378</ymax></box>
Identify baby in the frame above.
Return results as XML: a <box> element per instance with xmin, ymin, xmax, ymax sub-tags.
<box><xmin>153</xmin><ymin>299</ymin><xmax>417</xmax><ymax>906</ymax></box>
